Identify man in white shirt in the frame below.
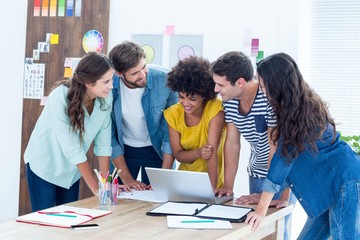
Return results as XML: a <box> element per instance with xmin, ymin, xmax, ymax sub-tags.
<box><xmin>109</xmin><ymin>41</ymin><xmax>177</xmax><ymax>190</ymax></box>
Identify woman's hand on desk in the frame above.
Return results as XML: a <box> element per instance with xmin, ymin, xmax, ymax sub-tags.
<box><xmin>118</xmin><ymin>184</ymin><xmax>131</xmax><ymax>192</ymax></box>
<box><xmin>121</xmin><ymin>178</ymin><xmax>150</xmax><ymax>191</ymax></box>
<box><xmin>245</xmin><ymin>210</ymin><xmax>265</xmax><ymax>231</ymax></box>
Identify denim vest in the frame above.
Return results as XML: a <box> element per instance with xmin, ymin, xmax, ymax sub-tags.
<box><xmin>111</xmin><ymin>65</ymin><xmax>178</xmax><ymax>160</ymax></box>
<box><xmin>262</xmin><ymin>125</ymin><xmax>360</xmax><ymax>218</ymax></box>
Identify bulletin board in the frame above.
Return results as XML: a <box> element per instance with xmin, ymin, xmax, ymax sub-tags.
<box><xmin>19</xmin><ymin>0</ymin><xmax>110</xmax><ymax>215</ymax></box>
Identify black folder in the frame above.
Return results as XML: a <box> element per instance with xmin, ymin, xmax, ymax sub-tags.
<box><xmin>146</xmin><ymin>201</ymin><xmax>253</xmax><ymax>222</ymax></box>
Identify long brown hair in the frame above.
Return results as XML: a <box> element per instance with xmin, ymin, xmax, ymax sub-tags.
<box><xmin>53</xmin><ymin>52</ymin><xmax>112</xmax><ymax>141</ymax></box>
<box><xmin>257</xmin><ymin>53</ymin><xmax>336</xmax><ymax>161</ymax></box>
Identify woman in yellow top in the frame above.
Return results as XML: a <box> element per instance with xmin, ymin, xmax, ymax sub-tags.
<box><xmin>164</xmin><ymin>56</ymin><xmax>225</xmax><ymax>189</ymax></box>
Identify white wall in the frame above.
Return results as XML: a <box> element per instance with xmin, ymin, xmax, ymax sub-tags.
<box><xmin>0</xmin><ymin>0</ymin><xmax>300</xmax><ymax>221</ymax></box>
<box><xmin>0</xmin><ymin>0</ymin><xmax>27</xmax><ymax>222</ymax></box>
<box><xmin>109</xmin><ymin>0</ymin><xmax>300</xmax><ymax>197</ymax></box>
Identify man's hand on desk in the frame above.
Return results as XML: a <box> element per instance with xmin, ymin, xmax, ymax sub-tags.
<box><xmin>236</xmin><ymin>193</ymin><xmax>289</xmax><ymax>208</ymax></box>
<box><xmin>235</xmin><ymin>193</ymin><xmax>260</xmax><ymax>205</ymax></box>
<box><xmin>214</xmin><ymin>187</ymin><xmax>234</xmax><ymax>197</ymax></box>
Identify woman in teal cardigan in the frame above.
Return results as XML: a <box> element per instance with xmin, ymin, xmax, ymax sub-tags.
<box><xmin>25</xmin><ymin>52</ymin><xmax>114</xmax><ymax>211</ymax></box>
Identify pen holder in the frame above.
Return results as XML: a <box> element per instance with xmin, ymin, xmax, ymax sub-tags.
<box><xmin>98</xmin><ymin>183</ymin><xmax>111</xmax><ymax>210</ymax></box>
<box><xmin>110</xmin><ymin>183</ymin><xmax>118</xmax><ymax>205</ymax></box>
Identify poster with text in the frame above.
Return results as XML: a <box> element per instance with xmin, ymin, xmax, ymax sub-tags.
<box><xmin>23</xmin><ymin>63</ymin><xmax>45</xmax><ymax>99</ymax></box>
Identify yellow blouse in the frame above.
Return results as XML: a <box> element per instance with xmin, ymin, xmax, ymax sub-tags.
<box><xmin>164</xmin><ymin>98</ymin><xmax>225</xmax><ymax>188</ymax></box>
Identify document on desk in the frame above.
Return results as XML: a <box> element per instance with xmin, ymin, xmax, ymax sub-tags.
<box><xmin>16</xmin><ymin>205</ymin><xmax>111</xmax><ymax>228</ymax></box>
<box><xmin>147</xmin><ymin>201</ymin><xmax>253</xmax><ymax>222</ymax></box>
<box><xmin>167</xmin><ymin>216</ymin><xmax>233</xmax><ymax>230</ymax></box>
<box><xmin>117</xmin><ymin>190</ymin><xmax>166</xmax><ymax>203</ymax></box>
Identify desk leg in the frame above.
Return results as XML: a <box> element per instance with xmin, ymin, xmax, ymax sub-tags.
<box><xmin>276</xmin><ymin>217</ymin><xmax>285</xmax><ymax>240</ymax></box>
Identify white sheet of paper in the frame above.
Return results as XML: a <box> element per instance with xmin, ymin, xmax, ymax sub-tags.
<box><xmin>167</xmin><ymin>216</ymin><xmax>232</xmax><ymax>229</ymax></box>
<box><xmin>196</xmin><ymin>204</ymin><xmax>252</xmax><ymax>219</ymax></box>
<box><xmin>117</xmin><ymin>190</ymin><xmax>166</xmax><ymax>203</ymax></box>
<box><xmin>148</xmin><ymin>202</ymin><xmax>208</xmax><ymax>215</ymax></box>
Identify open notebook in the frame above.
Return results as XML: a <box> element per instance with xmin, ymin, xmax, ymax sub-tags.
<box><xmin>16</xmin><ymin>205</ymin><xmax>111</xmax><ymax>228</ymax></box>
<box><xmin>145</xmin><ymin>167</ymin><xmax>233</xmax><ymax>204</ymax></box>
<box><xmin>147</xmin><ymin>201</ymin><xmax>253</xmax><ymax>222</ymax></box>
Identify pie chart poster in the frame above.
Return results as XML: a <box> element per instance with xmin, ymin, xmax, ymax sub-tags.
<box><xmin>132</xmin><ymin>34</ymin><xmax>163</xmax><ymax>65</ymax></box>
<box><xmin>169</xmin><ymin>35</ymin><xmax>203</xmax><ymax>68</ymax></box>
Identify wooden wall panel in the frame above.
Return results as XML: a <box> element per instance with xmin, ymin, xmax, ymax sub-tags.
<box><xmin>19</xmin><ymin>0</ymin><xmax>110</xmax><ymax>215</ymax></box>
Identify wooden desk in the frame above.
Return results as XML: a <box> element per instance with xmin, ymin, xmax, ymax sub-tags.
<box><xmin>0</xmin><ymin>197</ymin><xmax>293</xmax><ymax>240</ymax></box>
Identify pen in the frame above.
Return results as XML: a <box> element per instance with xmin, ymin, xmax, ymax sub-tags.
<box><xmin>181</xmin><ymin>220</ymin><xmax>215</xmax><ymax>223</ymax></box>
<box><xmin>46</xmin><ymin>213</ymin><xmax>77</xmax><ymax>218</ymax></box>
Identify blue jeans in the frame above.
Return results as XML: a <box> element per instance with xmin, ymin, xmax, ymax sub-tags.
<box><xmin>249</xmin><ymin>176</ymin><xmax>297</xmax><ymax>240</ymax></box>
<box><xmin>26</xmin><ymin>163</ymin><xmax>80</xmax><ymax>212</ymax></box>
<box><xmin>114</xmin><ymin>145</ymin><xmax>163</xmax><ymax>185</ymax></box>
<box><xmin>298</xmin><ymin>180</ymin><xmax>360</xmax><ymax>240</ymax></box>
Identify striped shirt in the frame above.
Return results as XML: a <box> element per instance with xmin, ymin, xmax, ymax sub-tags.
<box><xmin>224</xmin><ymin>89</ymin><xmax>276</xmax><ymax>178</ymax></box>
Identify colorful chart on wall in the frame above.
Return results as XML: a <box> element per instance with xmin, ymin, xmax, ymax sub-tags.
<box><xmin>132</xmin><ymin>34</ymin><xmax>162</xmax><ymax>65</ymax></box>
<box><xmin>169</xmin><ymin>35</ymin><xmax>203</xmax><ymax>67</ymax></box>
<box><xmin>82</xmin><ymin>30</ymin><xmax>104</xmax><ymax>53</ymax></box>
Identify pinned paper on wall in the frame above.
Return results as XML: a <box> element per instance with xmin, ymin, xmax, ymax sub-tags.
<box><xmin>169</xmin><ymin>35</ymin><xmax>203</xmax><ymax>67</ymax></box>
<box><xmin>40</xmin><ymin>96</ymin><xmax>48</xmax><ymax>106</ymax></box>
<box><xmin>23</xmin><ymin>63</ymin><xmax>45</xmax><ymax>99</ymax></box>
<box><xmin>243</xmin><ymin>28</ymin><xmax>252</xmax><ymax>46</ymax></box>
<box><xmin>165</xmin><ymin>25</ymin><xmax>175</xmax><ymax>35</ymax></box>
<box><xmin>66</xmin><ymin>0</ymin><xmax>74</xmax><ymax>16</ymax></box>
<box><xmin>75</xmin><ymin>0</ymin><xmax>82</xmax><ymax>17</ymax></box>
<box><xmin>42</xmin><ymin>0</ymin><xmax>49</xmax><ymax>17</ymax></box>
<box><xmin>64</xmin><ymin>57</ymin><xmax>81</xmax><ymax>68</ymax></box>
<box><xmin>46</xmin><ymin>33</ymin><xmax>52</xmax><ymax>43</ymax></box>
<box><xmin>64</xmin><ymin>67</ymin><xmax>72</xmax><ymax>78</ymax></box>
<box><xmin>49</xmin><ymin>0</ymin><xmax>57</xmax><ymax>16</ymax></box>
<box><xmin>82</xmin><ymin>30</ymin><xmax>104</xmax><ymax>53</ymax></box>
<box><xmin>132</xmin><ymin>34</ymin><xmax>163</xmax><ymax>65</ymax></box>
<box><xmin>33</xmin><ymin>50</ymin><xmax>40</xmax><ymax>60</ymax></box>
<box><xmin>251</xmin><ymin>38</ymin><xmax>259</xmax><ymax>57</ymax></box>
<box><xmin>34</xmin><ymin>0</ymin><xmax>41</xmax><ymax>16</ymax></box>
<box><xmin>58</xmin><ymin>0</ymin><xmax>65</xmax><ymax>16</ymax></box>
<box><xmin>256</xmin><ymin>50</ymin><xmax>264</xmax><ymax>63</ymax></box>
<box><xmin>50</xmin><ymin>34</ymin><xmax>59</xmax><ymax>44</ymax></box>
<box><xmin>38</xmin><ymin>42</ymin><xmax>50</xmax><ymax>53</ymax></box>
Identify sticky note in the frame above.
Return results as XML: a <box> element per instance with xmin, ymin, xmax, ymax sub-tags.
<box><xmin>165</xmin><ymin>25</ymin><xmax>175</xmax><ymax>35</ymax></box>
<box><xmin>64</xmin><ymin>67</ymin><xmax>72</xmax><ymax>78</ymax></box>
<box><xmin>50</xmin><ymin>34</ymin><xmax>59</xmax><ymax>44</ymax></box>
<box><xmin>40</xmin><ymin>96</ymin><xmax>48</xmax><ymax>106</ymax></box>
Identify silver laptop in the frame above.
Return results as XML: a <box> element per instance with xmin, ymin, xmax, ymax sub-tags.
<box><xmin>145</xmin><ymin>167</ymin><xmax>233</xmax><ymax>204</ymax></box>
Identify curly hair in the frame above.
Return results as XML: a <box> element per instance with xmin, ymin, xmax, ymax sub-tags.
<box><xmin>167</xmin><ymin>56</ymin><xmax>217</xmax><ymax>101</ymax></box>
<box><xmin>53</xmin><ymin>52</ymin><xmax>112</xmax><ymax>142</ymax></box>
<box><xmin>257</xmin><ymin>53</ymin><xmax>336</xmax><ymax>161</ymax></box>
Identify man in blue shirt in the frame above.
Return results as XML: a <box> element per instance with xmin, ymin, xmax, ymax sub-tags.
<box><xmin>109</xmin><ymin>41</ymin><xmax>177</xmax><ymax>190</ymax></box>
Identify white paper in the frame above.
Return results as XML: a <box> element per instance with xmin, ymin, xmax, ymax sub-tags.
<box><xmin>117</xmin><ymin>190</ymin><xmax>166</xmax><ymax>203</ymax></box>
<box><xmin>148</xmin><ymin>202</ymin><xmax>208</xmax><ymax>215</ymax></box>
<box><xmin>196</xmin><ymin>204</ymin><xmax>252</xmax><ymax>220</ymax></box>
<box><xmin>167</xmin><ymin>216</ymin><xmax>232</xmax><ymax>230</ymax></box>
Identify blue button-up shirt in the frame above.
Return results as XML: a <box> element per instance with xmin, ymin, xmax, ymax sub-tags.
<box><xmin>111</xmin><ymin>65</ymin><xmax>178</xmax><ymax>160</ymax></box>
<box><xmin>24</xmin><ymin>85</ymin><xmax>112</xmax><ymax>189</ymax></box>
<box><xmin>262</xmin><ymin>124</ymin><xmax>360</xmax><ymax>218</ymax></box>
